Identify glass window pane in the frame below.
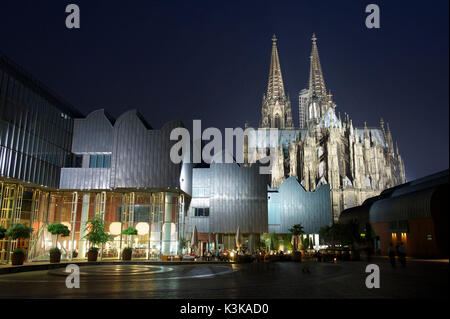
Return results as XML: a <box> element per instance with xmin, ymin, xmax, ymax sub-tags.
<box><xmin>89</xmin><ymin>155</ymin><xmax>96</xmax><ymax>168</ymax></box>
<box><xmin>96</xmin><ymin>154</ymin><xmax>103</xmax><ymax>168</ymax></box>
<box><xmin>104</xmin><ymin>155</ymin><xmax>110</xmax><ymax>168</ymax></box>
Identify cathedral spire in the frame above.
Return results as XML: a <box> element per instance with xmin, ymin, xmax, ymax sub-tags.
<box><xmin>260</xmin><ymin>34</ymin><xmax>293</xmax><ymax>129</ymax></box>
<box><xmin>309</xmin><ymin>33</ymin><xmax>327</xmax><ymax>99</ymax></box>
<box><xmin>267</xmin><ymin>34</ymin><xmax>286</xmax><ymax>100</ymax></box>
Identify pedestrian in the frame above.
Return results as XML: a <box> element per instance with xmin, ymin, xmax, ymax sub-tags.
<box><xmin>388</xmin><ymin>242</ymin><xmax>396</xmax><ymax>267</ymax></box>
<box><xmin>398</xmin><ymin>242</ymin><xmax>406</xmax><ymax>267</ymax></box>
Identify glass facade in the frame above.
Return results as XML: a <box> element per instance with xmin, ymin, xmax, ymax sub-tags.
<box><xmin>0</xmin><ymin>53</ymin><xmax>81</xmax><ymax>188</ymax></box>
<box><xmin>0</xmin><ymin>186</ymin><xmax>187</xmax><ymax>263</ymax></box>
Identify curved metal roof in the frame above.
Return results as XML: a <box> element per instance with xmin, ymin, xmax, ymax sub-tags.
<box><xmin>370</xmin><ymin>187</ymin><xmax>436</xmax><ymax>223</ymax></box>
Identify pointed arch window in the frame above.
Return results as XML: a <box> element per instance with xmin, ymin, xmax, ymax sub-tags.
<box><xmin>274</xmin><ymin>114</ymin><xmax>281</xmax><ymax>129</ymax></box>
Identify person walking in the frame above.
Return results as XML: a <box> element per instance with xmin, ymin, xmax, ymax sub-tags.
<box><xmin>398</xmin><ymin>242</ymin><xmax>406</xmax><ymax>267</ymax></box>
<box><xmin>388</xmin><ymin>242</ymin><xmax>396</xmax><ymax>267</ymax></box>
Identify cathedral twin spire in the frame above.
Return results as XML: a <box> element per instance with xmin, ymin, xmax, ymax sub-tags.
<box><xmin>267</xmin><ymin>34</ymin><xmax>286</xmax><ymax>101</ymax></box>
<box><xmin>309</xmin><ymin>33</ymin><xmax>327</xmax><ymax>100</ymax></box>
<box><xmin>260</xmin><ymin>34</ymin><xmax>293</xmax><ymax>129</ymax></box>
<box><xmin>262</xmin><ymin>33</ymin><xmax>332</xmax><ymax>129</ymax></box>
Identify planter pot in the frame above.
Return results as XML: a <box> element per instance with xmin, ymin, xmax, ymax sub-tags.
<box><xmin>11</xmin><ymin>253</ymin><xmax>25</xmax><ymax>266</ymax></box>
<box><xmin>87</xmin><ymin>250</ymin><xmax>98</xmax><ymax>262</ymax></box>
<box><xmin>122</xmin><ymin>249</ymin><xmax>132</xmax><ymax>261</ymax></box>
<box><xmin>50</xmin><ymin>251</ymin><xmax>61</xmax><ymax>263</ymax></box>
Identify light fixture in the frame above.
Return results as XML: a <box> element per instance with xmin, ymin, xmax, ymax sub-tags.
<box><xmin>109</xmin><ymin>222</ymin><xmax>121</xmax><ymax>235</ymax></box>
<box><xmin>136</xmin><ymin>222</ymin><xmax>149</xmax><ymax>235</ymax></box>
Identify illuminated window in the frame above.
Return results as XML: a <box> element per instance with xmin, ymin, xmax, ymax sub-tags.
<box><xmin>89</xmin><ymin>154</ymin><xmax>111</xmax><ymax>168</ymax></box>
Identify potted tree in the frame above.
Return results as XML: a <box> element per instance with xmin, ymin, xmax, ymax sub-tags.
<box><xmin>289</xmin><ymin>224</ymin><xmax>304</xmax><ymax>262</ymax></box>
<box><xmin>0</xmin><ymin>226</ymin><xmax>6</xmax><ymax>240</ymax></box>
<box><xmin>47</xmin><ymin>222</ymin><xmax>70</xmax><ymax>263</ymax></box>
<box><xmin>6</xmin><ymin>223</ymin><xmax>33</xmax><ymax>265</ymax></box>
<box><xmin>121</xmin><ymin>226</ymin><xmax>137</xmax><ymax>261</ymax></box>
<box><xmin>84</xmin><ymin>214</ymin><xmax>111</xmax><ymax>262</ymax></box>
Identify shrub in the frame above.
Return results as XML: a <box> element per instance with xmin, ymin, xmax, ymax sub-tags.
<box><xmin>13</xmin><ymin>247</ymin><xmax>26</xmax><ymax>255</ymax></box>
<box><xmin>47</xmin><ymin>223</ymin><xmax>70</xmax><ymax>237</ymax></box>
<box><xmin>121</xmin><ymin>226</ymin><xmax>138</xmax><ymax>236</ymax></box>
<box><xmin>7</xmin><ymin>223</ymin><xmax>33</xmax><ymax>240</ymax></box>
<box><xmin>0</xmin><ymin>226</ymin><xmax>6</xmax><ymax>239</ymax></box>
<box><xmin>84</xmin><ymin>215</ymin><xmax>112</xmax><ymax>248</ymax></box>
<box><xmin>123</xmin><ymin>247</ymin><xmax>133</xmax><ymax>252</ymax></box>
<box><xmin>49</xmin><ymin>247</ymin><xmax>61</xmax><ymax>254</ymax></box>
<box><xmin>47</xmin><ymin>223</ymin><xmax>70</xmax><ymax>249</ymax></box>
<box><xmin>88</xmin><ymin>246</ymin><xmax>99</xmax><ymax>253</ymax></box>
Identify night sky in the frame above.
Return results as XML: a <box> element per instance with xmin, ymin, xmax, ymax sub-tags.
<box><xmin>0</xmin><ymin>0</ymin><xmax>448</xmax><ymax>181</ymax></box>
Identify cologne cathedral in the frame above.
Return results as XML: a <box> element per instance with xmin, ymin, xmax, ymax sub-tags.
<box><xmin>245</xmin><ymin>34</ymin><xmax>406</xmax><ymax>221</ymax></box>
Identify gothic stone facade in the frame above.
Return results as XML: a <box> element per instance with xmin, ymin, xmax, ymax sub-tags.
<box><xmin>246</xmin><ymin>34</ymin><xmax>406</xmax><ymax>221</ymax></box>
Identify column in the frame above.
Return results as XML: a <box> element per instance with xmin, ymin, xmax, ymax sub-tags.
<box><xmin>162</xmin><ymin>193</ymin><xmax>174</xmax><ymax>255</ymax></box>
<box><xmin>78</xmin><ymin>194</ymin><xmax>90</xmax><ymax>259</ymax></box>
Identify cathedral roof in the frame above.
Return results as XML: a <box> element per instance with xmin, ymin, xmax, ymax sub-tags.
<box><xmin>317</xmin><ymin>107</ymin><xmax>341</xmax><ymax>128</ymax></box>
<box><xmin>354</xmin><ymin>127</ymin><xmax>386</xmax><ymax>147</ymax></box>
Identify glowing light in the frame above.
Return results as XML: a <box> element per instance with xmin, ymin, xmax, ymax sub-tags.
<box><xmin>136</xmin><ymin>222</ymin><xmax>149</xmax><ymax>235</ymax></box>
<box><xmin>109</xmin><ymin>222</ymin><xmax>121</xmax><ymax>235</ymax></box>
<box><xmin>230</xmin><ymin>251</ymin><xmax>235</xmax><ymax>257</ymax></box>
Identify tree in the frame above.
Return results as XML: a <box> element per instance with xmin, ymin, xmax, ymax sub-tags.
<box><xmin>319</xmin><ymin>221</ymin><xmax>363</xmax><ymax>247</ymax></box>
<box><xmin>319</xmin><ymin>225</ymin><xmax>332</xmax><ymax>244</ymax></box>
<box><xmin>289</xmin><ymin>224</ymin><xmax>305</xmax><ymax>236</ymax></box>
<box><xmin>282</xmin><ymin>234</ymin><xmax>293</xmax><ymax>251</ymax></box>
<box><xmin>47</xmin><ymin>223</ymin><xmax>70</xmax><ymax>251</ymax></box>
<box><xmin>6</xmin><ymin>223</ymin><xmax>33</xmax><ymax>261</ymax></box>
<box><xmin>0</xmin><ymin>226</ymin><xmax>6</xmax><ymax>240</ymax></box>
<box><xmin>302</xmin><ymin>236</ymin><xmax>310</xmax><ymax>251</ymax></box>
<box><xmin>7</xmin><ymin>223</ymin><xmax>33</xmax><ymax>240</ymax></box>
<box><xmin>121</xmin><ymin>226</ymin><xmax>138</xmax><ymax>247</ymax></box>
<box><xmin>84</xmin><ymin>215</ymin><xmax>112</xmax><ymax>249</ymax></box>
<box><xmin>178</xmin><ymin>237</ymin><xmax>187</xmax><ymax>253</ymax></box>
<box><xmin>289</xmin><ymin>224</ymin><xmax>305</xmax><ymax>251</ymax></box>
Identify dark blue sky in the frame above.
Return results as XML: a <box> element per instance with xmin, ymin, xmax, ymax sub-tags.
<box><xmin>0</xmin><ymin>0</ymin><xmax>448</xmax><ymax>181</ymax></box>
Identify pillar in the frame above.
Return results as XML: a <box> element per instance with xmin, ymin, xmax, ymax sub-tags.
<box><xmin>78</xmin><ymin>194</ymin><xmax>90</xmax><ymax>259</ymax></box>
<box><xmin>162</xmin><ymin>193</ymin><xmax>174</xmax><ymax>255</ymax></box>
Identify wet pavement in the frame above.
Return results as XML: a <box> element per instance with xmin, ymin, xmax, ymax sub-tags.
<box><xmin>0</xmin><ymin>259</ymin><xmax>447</xmax><ymax>299</ymax></box>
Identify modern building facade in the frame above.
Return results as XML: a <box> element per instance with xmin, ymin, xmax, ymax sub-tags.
<box><xmin>340</xmin><ymin>170</ymin><xmax>449</xmax><ymax>258</ymax></box>
<box><xmin>185</xmin><ymin>160</ymin><xmax>270</xmax><ymax>254</ymax></box>
<box><xmin>246</xmin><ymin>34</ymin><xmax>406</xmax><ymax>221</ymax></box>
<box><xmin>0</xmin><ymin>52</ymin><xmax>82</xmax><ymax>262</ymax></box>
<box><xmin>0</xmin><ymin>33</ymin><xmax>407</xmax><ymax>262</ymax></box>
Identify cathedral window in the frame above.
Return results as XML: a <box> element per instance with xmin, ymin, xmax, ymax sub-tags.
<box><xmin>365</xmin><ymin>176</ymin><xmax>372</xmax><ymax>188</ymax></box>
<box><xmin>274</xmin><ymin>114</ymin><xmax>281</xmax><ymax>128</ymax></box>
